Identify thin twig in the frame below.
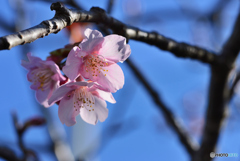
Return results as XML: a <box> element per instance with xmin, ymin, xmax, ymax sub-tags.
<box><xmin>0</xmin><ymin>146</ymin><xmax>21</xmax><ymax>161</ymax></box>
<box><xmin>0</xmin><ymin>2</ymin><xmax>217</xmax><ymax>65</ymax></box>
<box><xmin>106</xmin><ymin>0</ymin><xmax>114</xmax><ymax>14</ymax></box>
<box><xmin>12</xmin><ymin>112</ymin><xmax>44</xmax><ymax>161</ymax></box>
<box><xmin>192</xmin><ymin>6</ymin><xmax>240</xmax><ymax>161</ymax></box>
<box><xmin>228</xmin><ymin>71</ymin><xmax>240</xmax><ymax>101</ymax></box>
<box><xmin>126</xmin><ymin>58</ymin><xmax>199</xmax><ymax>156</ymax></box>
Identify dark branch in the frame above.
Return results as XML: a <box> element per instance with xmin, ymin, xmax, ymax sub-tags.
<box><xmin>0</xmin><ymin>146</ymin><xmax>21</xmax><ymax>161</ymax></box>
<box><xmin>192</xmin><ymin>7</ymin><xmax>240</xmax><ymax>161</ymax></box>
<box><xmin>12</xmin><ymin>112</ymin><xmax>45</xmax><ymax>161</ymax></box>
<box><xmin>106</xmin><ymin>0</ymin><xmax>114</xmax><ymax>14</ymax></box>
<box><xmin>0</xmin><ymin>2</ymin><xmax>217</xmax><ymax>65</ymax></box>
<box><xmin>126</xmin><ymin>58</ymin><xmax>198</xmax><ymax>156</ymax></box>
<box><xmin>124</xmin><ymin>28</ymin><xmax>217</xmax><ymax>64</ymax></box>
<box><xmin>220</xmin><ymin>13</ymin><xmax>240</xmax><ymax>64</ymax></box>
<box><xmin>228</xmin><ymin>71</ymin><xmax>240</xmax><ymax>101</ymax></box>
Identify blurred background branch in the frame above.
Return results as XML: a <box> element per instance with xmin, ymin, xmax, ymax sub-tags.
<box><xmin>193</xmin><ymin>7</ymin><xmax>240</xmax><ymax>161</ymax></box>
<box><xmin>0</xmin><ymin>112</ymin><xmax>45</xmax><ymax>161</ymax></box>
<box><xmin>126</xmin><ymin>58</ymin><xmax>199</xmax><ymax>155</ymax></box>
<box><xmin>228</xmin><ymin>71</ymin><xmax>240</xmax><ymax>101</ymax></box>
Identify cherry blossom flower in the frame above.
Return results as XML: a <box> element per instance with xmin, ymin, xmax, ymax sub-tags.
<box><xmin>21</xmin><ymin>53</ymin><xmax>66</xmax><ymax>107</ymax></box>
<box><xmin>48</xmin><ymin>81</ymin><xmax>116</xmax><ymax>126</ymax></box>
<box><xmin>63</xmin><ymin>28</ymin><xmax>131</xmax><ymax>93</ymax></box>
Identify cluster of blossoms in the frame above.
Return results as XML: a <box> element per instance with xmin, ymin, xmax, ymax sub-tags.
<box><xmin>21</xmin><ymin>28</ymin><xmax>131</xmax><ymax>126</ymax></box>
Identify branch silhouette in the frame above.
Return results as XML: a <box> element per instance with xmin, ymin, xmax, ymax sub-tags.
<box><xmin>126</xmin><ymin>58</ymin><xmax>199</xmax><ymax>155</ymax></box>
<box><xmin>193</xmin><ymin>7</ymin><xmax>240</xmax><ymax>161</ymax></box>
<box><xmin>228</xmin><ymin>71</ymin><xmax>240</xmax><ymax>101</ymax></box>
<box><xmin>0</xmin><ymin>2</ymin><xmax>217</xmax><ymax>65</ymax></box>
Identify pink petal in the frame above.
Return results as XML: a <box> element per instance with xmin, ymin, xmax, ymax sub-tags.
<box><xmin>80</xmin><ymin>96</ymin><xmax>108</xmax><ymax>125</ymax></box>
<box><xmin>35</xmin><ymin>87</ymin><xmax>52</xmax><ymax>107</ymax></box>
<box><xmin>41</xmin><ymin>61</ymin><xmax>56</xmax><ymax>69</ymax></box>
<box><xmin>48</xmin><ymin>81</ymin><xmax>90</xmax><ymax>105</ymax></box>
<box><xmin>88</xmin><ymin>83</ymin><xmax>111</xmax><ymax>93</ymax></box>
<box><xmin>27</xmin><ymin>52</ymin><xmax>42</xmax><ymax>62</ymax></box>
<box><xmin>99</xmin><ymin>35</ymin><xmax>131</xmax><ymax>63</ymax></box>
<box><xmin>30</xmin><ymin>81</ymin><xmax>41</xmax><ymax>90</ymax></box>
<box><xmin>79</xmin><ymin>37</ymin><xmax>104</xmax><ymax>53</ymax></box>
<box><xmin>79</xmin><ymin>63</ymin><xmax>91</xmax><ymax>79</ymax></box>
<box><xmin>91</xmin><ymin>89</ymin><xmax>116</xmax><ymax>104</ymax></box>
<box><xmin>80</xmin><ymin>29</ymin><xmax>104</xmax><ymax>53</ymax></box>
<box><xmin>84</xmin><ymin>28</ymin><xmax>103</xmax><ymax>39</ymax></box>
<box><xmin>27</xmin><ymin>71</ymin><xmax>36</xmax><ymax>86</ymax></box>
<box><xmin>51</xmin><ymin>73</ymin><xmax>61</xmax><ymax>82</ymax></box>
<box><xmin>58</xmin><ymin>95</ymin><xmax>80</xmax><ymax>126</ymax></box>
<box><xmin>72</xmin><ymin>81</ymin><xmax>91</xmax><ymax>87</ymax></box>
<box><xmin>43</xmin><ymin>61</ymin><xmax>66</xmax><ymax>81</ymax></box>
<box><xmin>43</xmin><ymin>81</ymin><xmax>59</xmax><ymax>107</ymax></box>
<box><xmin>21</xmin><ymin>53</ymin><xmax>42</xmax><ymax>69</ymax></box>
<box><xmin>62</xmin><ymin>46</ymin><xmax>83</xmax><ymax>81</ymax></box>
<box><xmin>21</xmin><ymin>60</ymin><xmax>31</xmax><ymax>69</ymax></box>
<box><xmin>48</xmin><ymin>83</ymin><xmax>75</xmax><ymax>105</ymax></box>
<box><xmin>49</xmin><ymin>81</ymin><xmax>60</xmax><ymax>102</ymax></box>
<box><xmin>97</xmin><ymin>63</ymin><xmax>124</xmax><ymax>93</ymax></box>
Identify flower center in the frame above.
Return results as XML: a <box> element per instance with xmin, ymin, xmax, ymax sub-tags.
<box><xmin>83</xmin><ymin>54</ymin><xmax>109</xmax><ymax>77</ymax></box>
<box><xmin>73</xmin><ymin>87</ymin><xmax>95</xmax><ymax>112</ymax></box>
<box><xmin>30</xmin><ymin>68</ymin><xmax>53</xmax><ymax>91</ymax></box>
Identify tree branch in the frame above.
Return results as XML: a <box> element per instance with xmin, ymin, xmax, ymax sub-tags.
<box><xmin>12</xmin><ymin>112</ymin><xmax>46</xmax><ymax>161</ymax></box>
<box><xmin>228</xmin><ymin>71</ymin><xmax>240</xmax><ymax>101</ymax></box>
<box><xmin>106</xmin><ymin>0</ymin><xmax>114</xmax><ymax>14</ymax></box>
<box><xmin>0</xmin><ymin>2</ymin><xmax>217</xmax><ymax>65</ymax></box>
<box><xmin>126</xmin><ymin>58</ymin><xmax>199</xmax><ymax>156</ymax></box>
<box><xmin>0</xmin><ymin>146</ymin><xmax>21</xmax><ymax>161</ymax></box>
<box><xmin>192</xmin><ymin>6</ymin><xmax>240</xmax><ymax>161</ymax></box>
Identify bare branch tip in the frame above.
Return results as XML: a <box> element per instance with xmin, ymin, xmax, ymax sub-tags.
<box><xmin>90</xmin><ymin>7</ymin><xmax>106</xmax><ymax>14</ymax></box>
<box><xmin>50</xmin><ymin>2</ymin><xmax>64</xmax><ymax>11</ymax></box>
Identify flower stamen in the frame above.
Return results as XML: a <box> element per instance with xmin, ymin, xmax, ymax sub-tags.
<box><xmin>73</xmin><ymin>87</ymin><xmax>95</xmax><ymax>112</ymax></box>
<box><xmin>30</xmin><ymin>68</ymin><xmax>53</xmax><ymax>91</ymax></box>
<box><xmin>84</xmin><ymin>54</ymin><xmax>109</xmax><ymax>77</ymax></box>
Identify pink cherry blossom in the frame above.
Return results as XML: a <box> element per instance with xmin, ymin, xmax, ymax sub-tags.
<box><xmin>48</xmin><ymin>81</ymin><xmax>116</xmax><ymax>126</ymax></box>
<box><xmin>63</xmin><ymin>28</ymin><xmax>131</xmax><ymax>93</ymax></box>
<box><xmin>21</xmin><ymin>53</ymin><xmax>66</xmax><ymax>107</ymax></box>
